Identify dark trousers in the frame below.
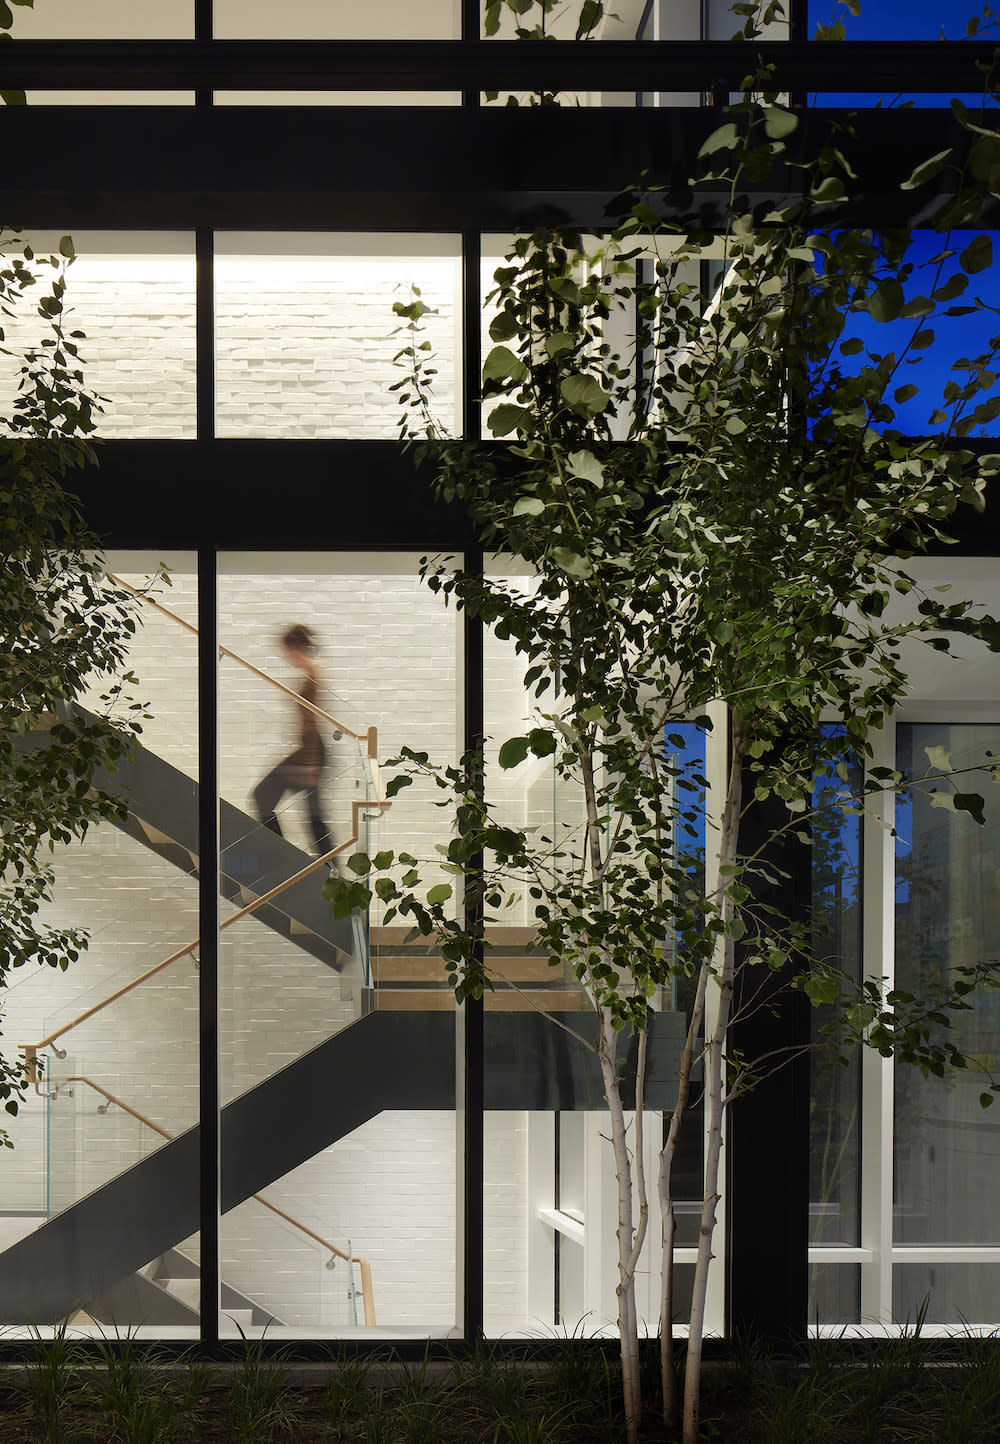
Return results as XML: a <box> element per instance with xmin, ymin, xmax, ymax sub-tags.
<box><xmin>253</xmin><ymin>752</ymin><xmax>334</xmax><ymax>857</ymax></box>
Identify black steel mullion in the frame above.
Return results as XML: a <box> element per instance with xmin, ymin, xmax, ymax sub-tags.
<box><xmin>197</xmin><ymin>547</ymin><xmax>220</xmax><ymax>1348</ymax></box>
<box><xmin>461</xmin><ymin>0</ymin><xmax>480</xmax><ymax>108</ymax></box>
<box><xmin>463</xmin><ymin>231</ymin><xmax>482</xmax><ymax>444</ymax></box>
<box><xmin>461</xmin><ymin>227</ymin><xmax>485</xmax><ymax>1344</ymax></box>
<box><xmin>462</xmin><ymin>545</ymin><xmax>485</xmax><ymax>1346</ymax></box>
<box><xmin>788</xmin><ymin>0</ymin><xmax>808</xmax><ymax>112</ymax></box>
<box><xmin>196</xmin><ymin>225</ymin><xmax>220</xmax><ymax>1347</ymax></box>
<box><xmin>194</xmin><ymin>0</ymin><xmax>212</xmax><ymax>106</ymax></box>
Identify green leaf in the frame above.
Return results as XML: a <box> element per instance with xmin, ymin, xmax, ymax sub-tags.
<box><xmin>900</xmin><ymin>148</ymin><xmax>952</xmax><ymax>190</ymax></box>
<box><xmin>869</xmin><ymin>281</ymin><xmax>904</xmax><ymax>323</ymax></box>
<box><xmin>804</xmin><ymin>975</ymin><xmax>839</xmax><ymax>1006</ymax></box>
<box><xmin>385</xmin><ymin>775</ymin><xmax>413</xmax><ymax>798</ymax></box>
<box><xmin>924</xmin><ymin>744</ymin><xmax>951</xmax><ymax>772</ymax></box>
<box><xmin>483</xmin><ymin>344</ymin><xmax>527</xmax><ymax>383</ymax></box>
<box><xmin>954</xmin><ymin>792</ymin><xmax>986</xmax><ymax>825</ymax></box>
<box><xmin>498</xmin><ymin>736</ymin><xmax>530</xmax><ymax>769</ymax></box>
<box><xmin>960</xmin><ymin>234</ymin><xmax>993</xmax><ymax>275</ymax></box>
<box><xmin>488</xmin><ymin>404</ymin><xmax>533</xmax><ymax>437</ymax></box>
<box><xmin>932</xmin><ymin>272</ymin><xmax>968</xmax><ymax>303</ymax></box>
<box><xmin>0</xmin><ymin>90</ymin><xmax>26</xmax><ymax>106</ymax></box>
<box><xmin>373</xmin><ymin>850</ymin><xmax>395</xmax><ymax>869</ymax></box>
<box><xmin>928</xmin><ymin>791</ymin><xmax>956</xmax><ymax>811</ymax></box>
<box><xmin>426</xmin><ymin>883</ymin><xmax>453</xmax><ymax>906</ymax></box>
<box><xmin>894</xmin><ymin>385</ymin><xmax>919</xmax><ymax>403</ymax></box>
<box><xmin>566</xmin><ymin>449</ymin><xmax>605</xmax><ymax>485</ymax></box>
<box><xmin>512</xmin><ymin>496</ymin><xmax>545</xmax><ymax>517</ymax></box>
<box><xmin>58</xmin><ymin>236</ymin><xmax>75</xmax><ymax>260</ymax></box>
<box><xmin>544</xmin><ymin>332</ymin><xmax>576</xmax><ymax>357</ymax></box>
<box><xmin>697</xmin><ymin>123</ymin><xmax>739</xmax><ymax>158</ymax></box>
<box><xmin>528</xmin><ymin>728</ymin><xmax>557</xmax><ymax>757</ymax></box>
<box><xmin>763</xmin><ymin>106</ymin><xmax>798</xmax><ymax>140</ymax></box>
<box><xmin>552</xmin><ymin>547</ymin><xmax>593</xmax><ymax>578</ymax></box>
<box><xmin>488</xmin><ymin>310</ymin><xmax>519</xmax><ymax>342</ymax></box>
<box><xmin>348</xmin><ymin>852</ymin><xmax>371</xmax><ymax>875</ymax></box>
<box><xmin>560</xmin><ymin>374</ymin><xmax>611</xmax><ymax>416</ymax></box>
<box><xmin>810</xmin><ymin>176</ymin><xmax>846</xmax><ymax>205</ymax></box>
<box><xmin>981</xmin><ymin>1093</ymin><xmax>995</xmax><ymax>1108</ymax></box>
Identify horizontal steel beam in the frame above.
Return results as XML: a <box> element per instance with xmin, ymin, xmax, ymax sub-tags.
<box><xmin>0</xmin><ymin>38</ymin><xmax>996</xmax><ymax>92</ymax></box>
<box><xmin>0</xmin><ymin>107</ymin><xmax>993</xmax><ymax>232</ymax></box>
<box><xmin>74</xmin><ymin>439</ymin><xmax>1000</xmax><ymax>557</ymax></box>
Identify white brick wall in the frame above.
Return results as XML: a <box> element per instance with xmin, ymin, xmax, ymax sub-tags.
<box><xmin>0</xmin><ymin>236</ymin><xmax>461</xmax><ymax>441</ymax></box>
<box><xmin>0</xmin><ymin>242</ymin><xmax>197</xmax><ymax>439</ymax></box>
<box><xmin>216</xmin><ymin>250</ymin><xmax>460</xmax><ymax>439</ymax></box>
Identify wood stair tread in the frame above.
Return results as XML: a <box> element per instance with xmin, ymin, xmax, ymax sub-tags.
<box><xmin>370</xmin><ymin>988</ymin><xmax>587</xmax><ymax>1012</ymax></box>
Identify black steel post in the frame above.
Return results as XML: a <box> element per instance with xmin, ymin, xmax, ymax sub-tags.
<box><xmin>461</xmin><ymin>224</ymin><xmax>485</xmax><ymax>1344</ymax></box>
<box><xmin>196</xmin><ymin>224</ymin><xmax>220</xmax><ymax>1346</ymax></box>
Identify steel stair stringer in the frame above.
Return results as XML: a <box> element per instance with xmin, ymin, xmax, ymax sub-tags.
<box><xmin>0</xmin><ymin>1012</ymin><xmax>455</xmax><ymax>1325</ymax></box>
<box><xmin>20</xmin><ymin>714</ymin><xmax>357</xmax><ymax>968</ymax></box>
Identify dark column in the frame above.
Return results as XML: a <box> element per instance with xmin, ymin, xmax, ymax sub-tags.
<box><xmin>726</xmin><ymin>779</ymin><xmax>811</xmax><ymax>1348</ymax></box>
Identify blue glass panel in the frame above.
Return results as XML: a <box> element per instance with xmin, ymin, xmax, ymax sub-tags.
<box><xmin>821</xmin><ymin>230</ymin><xmax>1000</xmax><ymax>437</ymax></box>
<box><xmin>809</xmin><ymin>0</ymin><xmax>997</xmax><ymax>106</ymax></box>
<box><xmin>809</xmin><ymin>0</ymin><xmax>990</xmax><ymax>41</ymax></box>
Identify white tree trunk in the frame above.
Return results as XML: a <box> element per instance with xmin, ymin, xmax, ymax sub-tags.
<box><xmin>681</xmin><ymin>715</ymin><xmax>745</xmax><ymax>1444</ymax></box>
<box><xmin>597</xmin><ymin>1004</ymin><xmax>646</xmax><ymax>1444</ymax></box>
<box><xmin>659</xmin><ymin>963</ymin><xmax>710</xmax><ymax>1425</ymax></box>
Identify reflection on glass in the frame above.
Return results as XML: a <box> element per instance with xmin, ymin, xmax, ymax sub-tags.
<box><xmin>218</xmin><ymin>553</ymin><xmax>460</xmax><ymax>1337</ymax></box>
<box><xmin>894</xmin><ymin>1264</ymin><xmax>1000</xmax><ymax>1326</ymax></box>
<box><xmin>895</xmin><ymin>724</ymin><xmax>1000</xmax><ymax>1246</ymax></box>
<box><xmin>809</xmin><ymin>746</ymin><xmax>862</xmax><ymax>1250</ymax></box>
<box><xmin>808</xmin><ymin>1265</ymin><xmax>861</xmax><ymax>1327</ymax></box>
<box><xmin>0</xmin><ymin>552</ymin><xmax>199</xmax><ymax>1335</ymax></box>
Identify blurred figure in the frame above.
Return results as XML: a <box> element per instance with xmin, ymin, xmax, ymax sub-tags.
<box><xmin>253</xmin><ymin>623</ymin><xmax>334</xmax><ymax>858</ymax></box>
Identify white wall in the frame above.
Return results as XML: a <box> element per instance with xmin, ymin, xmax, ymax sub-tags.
<box><xmin>0</xmin><ymin>234</ymin><xmax>460</xmax><ymax>441</ymax></box>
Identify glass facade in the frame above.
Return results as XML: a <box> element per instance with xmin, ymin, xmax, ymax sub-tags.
<box><xmin>0</xmin><ymin>233</ymin><xmax>196</xmax><ymax>439</ymax></box>
<box><xmin>215</xmin><ymin>236</ymin><xmax>462</xmax><ymax>440</ymax></box>
<box><xmin>217</xmin><ymin>552</ymin><xmax>461</xmax><ymax>1337</ymax></box>
<box><xmin>0</xmin><ymin>553</ymin><xmax>200</xmax><ymax>1335</ymax></box>
<box><xmin>2</xmin><ymin>0</ymin><xmax>1000</xmax><ymax>1357</ymax></box>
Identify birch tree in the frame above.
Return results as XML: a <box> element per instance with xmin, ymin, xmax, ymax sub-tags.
<box><xmin>330</xmin><ymin>42</ymin><xmax>1000</xmax><ymax>1444</ymax></box>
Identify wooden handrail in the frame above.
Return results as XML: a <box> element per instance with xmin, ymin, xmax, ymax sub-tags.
<box><xmin>106</xmin><ymin>572</ymin><xmax>368</xmax><ymax>743</ymax></box>
<box><xmin>54</xmin><ymin>1074</ymin><xmax>376</xmax><ymax>1326</ymax></box>
<box><xmin>19</xmin><ymin>809</ymin><xmax>389</xmax><ymax>1064</ymax></box>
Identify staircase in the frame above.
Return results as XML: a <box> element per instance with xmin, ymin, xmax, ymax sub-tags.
<box><xmin>7</xmin><ymin>698</ymin><xmax>687</xmax><ymax>1330</ymax></box>
<box><xmin>0</xmin><ymin>1012</ymin><xmax>453</xmax><ymax>1325</ymax></box>
<box><xmin>368</xmin><ymin>924</ymin><xmax>589</xmax><ymax>1011</ymax></box>
<box><xmin>90</xmin><ymin>719</ymin><xmax>358</xmax><ymax>970</ymax></box>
